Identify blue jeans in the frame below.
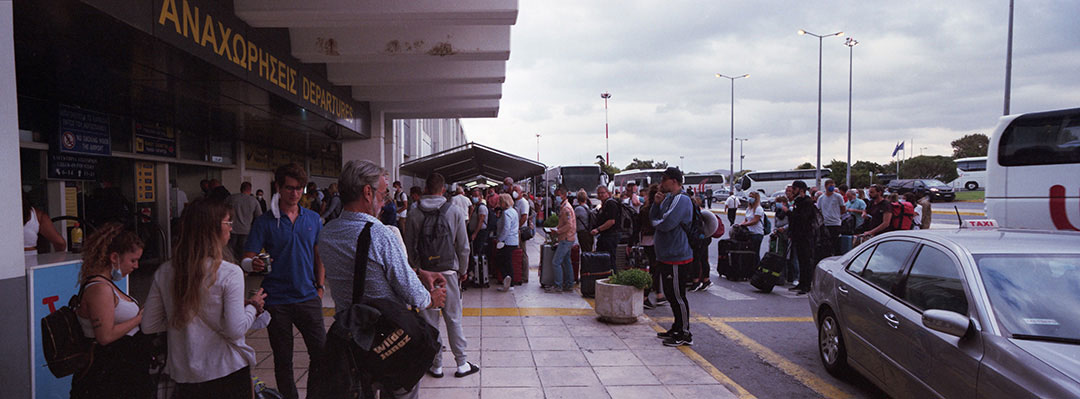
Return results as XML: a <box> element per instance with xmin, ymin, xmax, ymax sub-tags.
<box><xmin>553</xmin><ymin>240</ymin><xmax>575</xmax><ymax>290</ymax></box>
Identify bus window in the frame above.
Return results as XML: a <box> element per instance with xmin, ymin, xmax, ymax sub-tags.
<box><xmin>998</xmin><ymin>114</ymin><xmax>1080</xmax><ymax>167</ymax></box>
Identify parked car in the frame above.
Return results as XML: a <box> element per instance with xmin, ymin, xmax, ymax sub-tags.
<box><xmin>886</xmin><ymin>179</ymin><xmax>955</xmax><ymax>202</ymax></box>
<box><xmin>809</xmin><ymin>228</ymin><xmax>1080</xmax><ymax>399</ymax></box>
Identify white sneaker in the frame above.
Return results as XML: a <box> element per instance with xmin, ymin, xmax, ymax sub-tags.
<box><xmin>502</xmin><ymin>276</ymin><xmax>512</xmax><ymax>292</ymax></box>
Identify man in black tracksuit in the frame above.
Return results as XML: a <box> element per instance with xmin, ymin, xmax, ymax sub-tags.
<box><xmin>788</xmin><ymin>180</ymin><xmax>819</xmax><ymax>295</ymax></box>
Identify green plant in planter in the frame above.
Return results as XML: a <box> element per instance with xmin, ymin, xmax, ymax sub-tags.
<box><xmin>609</xmin><ymin>269</ymin><xmax>651</xmax><ymax>290</ymax></box>
<box><xmin>543</xmin><ymin>214</ymin><xmax>559</xmax><ymax>228</ymax></box>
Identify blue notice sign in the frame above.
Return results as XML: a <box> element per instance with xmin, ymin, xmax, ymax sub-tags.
<box><xmin>58</xmin><ymin>106</ymin><xmax>111</xmax><ymax>156</ymax></box>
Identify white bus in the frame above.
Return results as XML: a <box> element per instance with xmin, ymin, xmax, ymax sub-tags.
<box><xmin>986</xmin><ymin>106</ymin><xmax>1080</xmax><ymax>231</ymax></box>
<box><xmin>613</xmin><ymin>169</ymin><xmax>665</xmax><ymax>190</ymax></box>
<box><xmin>738</xmin><ymin>169</ymin><xmax>831</xmax><ymax>195</ymax></box>
<box><xmin>543</xmin><ymin>165</ymin><xmax>607</xmax><ymax>197</ymax></box>
<box><xmin>683</xmin><ymin>174</ymin><xmax>728</xmax><ymax>195</ymax></box>
<box><xmin>952</xmin><ymin>156</ymin><xmax>987</xmax><ymax>191</ymax></box>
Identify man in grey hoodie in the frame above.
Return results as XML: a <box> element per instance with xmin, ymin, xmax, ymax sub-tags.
<box><xmin>404</xmin><ymin>173</ymin><xmax>478</xmax><ymax>379</ymax></box>
<box><xmin>650</xmin><ymin>167</ymin><xmax>695</xmax><ymax>347</ymax></box>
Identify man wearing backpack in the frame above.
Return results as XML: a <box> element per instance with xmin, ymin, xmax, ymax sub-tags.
<box><xmin>788</xmin><ymin>180</ymin><xmax>821</xmax><ymax>295</ymax></box>
<box><xmin>404</xmin><ymin>173</ymin><xmax>478</xmax><ymax>380</ymax></box>
<box><xmin>816</xmin><ymin>179</ymin><xmax>847</xmax><ymax>255</ymax></box>
<box><xmin>650</xmin><ymin>167</ymin><xmax>695</xmax><ymax>347</ymax></box>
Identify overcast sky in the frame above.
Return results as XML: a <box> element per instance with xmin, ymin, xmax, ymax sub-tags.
<box><xmin>462</xmin><ymin>0</ymin><xmax>1080</xmax><ymax>174</ymax></box>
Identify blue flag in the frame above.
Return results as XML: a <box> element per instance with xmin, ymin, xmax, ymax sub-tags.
<box><xmin>892</xmin><ymin>141</ymin><xmax>905</xmax><ymax>157</ymax></box>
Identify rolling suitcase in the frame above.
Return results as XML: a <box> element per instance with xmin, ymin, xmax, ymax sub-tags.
<box><xmin>470</xmin><ymin>255</ymin><xmax>490</xmax><ymax>288</ymax></box>
<box><xmin>540</xmin><ymin>244</ymin><xmax>556</xmax><ymax>287</ymax></box>
<box><xmin>750</xmin><ymin>252</ymin><xmax>785</xmax><ymax>292</ymax></box>
<box><xmin>726</xmin><ymin>250</ymin><xmax>758</xmax><ymax>281</ymax></box>
<box><xmin>716</xmin><ymin>239</ymin><xmax>734</xmax><ymax>277</ymax></box>
<box><xmin>511</xmin><ymin>248</ymin><xmax>525</xmax><ymax>285</ymax></box>
<box><xmin>838</xmin><ymin>235</ymin><xmax>855</xmax><ymax>255</ymax></box>
<box><xmin>615</xmin><ymin>243</ymin><xmax>629</xmax><ymax>271</ymax></box>
<box><xmin>579</xmin><ymin>252</ymin><xmax>613</xmax><ymax>298</ymax></box>
<box><xmin>571</xmin><ymin>244</ymin><xmax>581</xmax><ymax>282</ymax></box>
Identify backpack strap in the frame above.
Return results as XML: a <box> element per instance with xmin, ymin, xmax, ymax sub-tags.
<box><xmin>351</xmin><ymin>223</ymin><xmax>375</xmax><ymax>305</ymax></box>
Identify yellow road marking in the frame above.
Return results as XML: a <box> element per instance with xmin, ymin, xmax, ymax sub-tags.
<box><xmin>710</xmin><ymin>208</ymin><xmax>985</xmax><ymax>216</ymax></box>
<box><xmin>653</xmin><ymin>316</ymin><xmax>814</xmax><ymax>323</ymax></box>
<box><xmin>460</xmin><ymin>307</ymin><xmax>597</xmax><ymax>317</ymax></box>
<box><xmin>645</xmin><ymin>320</ymin><xmax>757</xmax><ymax>399</ymax></box>
<box><xmin>699</xmin><ymin>318</ymin><xmax>853</xmax><ymax>399</ymax></box>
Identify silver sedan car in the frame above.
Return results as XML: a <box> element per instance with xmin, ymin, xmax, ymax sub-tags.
<box><xmin>809</xmin><ymin>229</ymin><xmax>1080</xmax><ymax>398</ymax></box>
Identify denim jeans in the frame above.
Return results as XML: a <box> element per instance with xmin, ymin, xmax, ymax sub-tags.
<box><xmin>553</xmin><ymin>240</ymin><xmax>575</xmax><ymax>290</ymax></box>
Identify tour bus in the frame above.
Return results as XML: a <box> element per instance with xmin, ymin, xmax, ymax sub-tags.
<box><xmin>739</xmin><ymin>169</ymin><xmax>831</xmax><ymax>195</ymax></box>
<box><xmin>613</xmin><ymin>169</ymin><xmax>665</xmax><ymax>190</ymax></box>
<box><xmin>952</xmin><ymin>156</ymin><xmax>987</xmax><ymax>191</ymax></box>
<box><xmin>986</xmin><ymin>106</ymin><xmax>1080</xmax><ymax>231</ymax></box>
<box><xmin>543</xmin><ymin>165</ymin><xmax>607</xmax><ymax>197</ymax></box>
<box><xmin>683</xmin><ymin>173</ymin><xmax>728</xmax><ymax>195</ymax></box>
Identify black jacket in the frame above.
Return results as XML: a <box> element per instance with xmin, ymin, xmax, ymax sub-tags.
<box><xmin>789</xmin><ymin>195</ymin><xmax>818</xmax><ymax>242</ymax></box>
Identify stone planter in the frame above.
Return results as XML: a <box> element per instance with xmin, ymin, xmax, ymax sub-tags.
<box><xmin>594</xmin><ymin>278</ymin><xmax>644</xmax><ymax>324</ymax></box>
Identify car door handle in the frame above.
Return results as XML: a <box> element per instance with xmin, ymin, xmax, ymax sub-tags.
<box><xmin>884</xmin><ymin>313</ymin><xmax>900</xmax><ymax>329</ymax></box>
<box><xmin>837</xmin><ymin>285</ymin><xmax>849</xmax><ymax>295</ymax></box>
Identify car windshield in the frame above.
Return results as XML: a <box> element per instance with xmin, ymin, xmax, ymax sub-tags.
<box><xmin>976</xmin><ymin>254</ymin><xmax>1080</xmax><ymax>342</ymax></box>
<box><xmin>920</xmin><ymin>179</ymin><xmax>947</xmax><ymax>187</ymax></box>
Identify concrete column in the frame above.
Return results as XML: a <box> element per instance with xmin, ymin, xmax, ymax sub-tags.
<box><xmin>1</xmin><ymin>1</ymin><xmax>32</xmax><ymax>396</ymax></box>
<box><xmin>342</xmin><ymin>105</ymin><xmax>386</xmax><ymax>168</ymax></box>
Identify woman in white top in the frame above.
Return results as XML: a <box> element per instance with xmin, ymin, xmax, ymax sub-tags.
<box><xmin>738</xmin><ymin>191</ymin><xmax>767</xmax><ymax>257</ymax></box>
<box><xmin>72</xmin><ymin>223</ymin><xmax>152</xmax><ymax>399</ymax></box>
<box><xmin>142</xmin><ymin>199</ymin><xmax>266</xmax><ymax>398</ymax></box>
<box><xmin>23</xmin><ymin>195</ymin><xmax>66</xmax><ymax>255</ymax></box>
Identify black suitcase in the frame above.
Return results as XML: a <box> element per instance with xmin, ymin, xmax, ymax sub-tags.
<box><xmin>716</xmin><ymin>239</ymin><xmax>734</xmax><ymax>277</ymax></box>
<box><xmin>725</xmin><ymin>250</ymin><xmax>758</xmax><ymax>281</ymax></box>
<box><xmin>580</xmin><ymin>252</ymin><xmax>613</xmax><ymax>298</ymax></box>
<box><xmin>750</xmin><ymin>252</ymin><xmax>785</xmax><ymax>292</ymax></box>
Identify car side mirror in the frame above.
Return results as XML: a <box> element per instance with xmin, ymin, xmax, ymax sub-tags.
<box><xmin>922</xmin><ymin>309</ymin><xmax>971</xmax><ymax>337</ymax></box>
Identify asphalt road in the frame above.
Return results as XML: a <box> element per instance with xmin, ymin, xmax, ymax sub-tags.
<box><xmin>646</xmin><ymin>204</ymin><xmax>985</xmax><ymax>399</ymax></box>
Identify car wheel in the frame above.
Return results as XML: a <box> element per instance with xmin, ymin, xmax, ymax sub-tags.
<box><xmin>965</xmin><ymin>182</ymin><xmax>978</xmax><ymax>191</ymax></box>
<box><xmin>818</xmin><ymin>308</ymin><xmax>849</xmax><ymax>377</ymax></box>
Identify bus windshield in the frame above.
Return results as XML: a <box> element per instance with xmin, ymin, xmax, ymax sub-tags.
<box><xmin>560</xmin><ymin>166</ymin><xmax>602</xmax><ymax>195</ymax></box>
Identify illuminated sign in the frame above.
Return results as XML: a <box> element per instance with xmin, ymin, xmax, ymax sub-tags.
<box><xmin>151</xmin><ymin>0</ymin><xmax>360</xmax><ymax>132</ymax></box>
<box><xmin>57</xmin><ymin>106</ymin><xmax>111</xmax><ymax>156</ymax></box>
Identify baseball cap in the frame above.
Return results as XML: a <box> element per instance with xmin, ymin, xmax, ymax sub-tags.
<box><xmin>792</xmin><ymin>180</ymin><xmax>809</xmax><ymax>190</ymax></box>
<box><xmin>661</xmin><ymin>167</ymin><xmax>684</xmax><ymax>184</ymax></box>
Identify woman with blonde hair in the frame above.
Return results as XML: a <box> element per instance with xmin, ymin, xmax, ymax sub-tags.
<box><xmin>494</xmin><ymin>193</ymin><xmax>519</xmax><ymax>291</ymax></box>
<box><xmin>143</xmin><ymin>199</ymin><xmax>266</xmax><ymax>398</ymax></box>
<box><xmin>72</xmin><ymin>223</ymin><xmax>151</xmax><ymax>398</ymax></box>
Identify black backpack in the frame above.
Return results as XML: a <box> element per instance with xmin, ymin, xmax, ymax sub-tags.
<box><xmin>610</xmin><ymin>199</ymin><xmax>636</xmax><ymax>232</ymax></box>
<box><xmin>416</xmin><ymin>202</ymin><xmax>457</xmax><ymax>272</ymax></box>
<box><xmin>681</xmin><ymin>195</ymin><xmax>711</xmax><ymax>250</ymax></box>
<box><xmin>40</xmin><ymin>276</ymin><xmax>105</xmax><ymax>378</ymax></box>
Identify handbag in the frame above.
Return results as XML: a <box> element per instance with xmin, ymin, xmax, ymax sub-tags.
<box><xmin>310</xmin><ymin>223</ymin><xmax>441</xmax><ymax>398</ymax></box>
<box><xmin>40</xmin><ymin>275</ymin><xmax>109</xmax><ymax>378</ymax></box>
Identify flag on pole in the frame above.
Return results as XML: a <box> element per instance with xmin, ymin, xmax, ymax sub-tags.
<box><xmin>892</xmin><ymin>141</ymin><xmax>905</xmax><ymax>157</ymax></box>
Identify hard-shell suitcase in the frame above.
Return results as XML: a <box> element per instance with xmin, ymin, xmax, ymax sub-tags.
<box><xmin>750</xmin><ymin>252</ymin><xmax>785</xmax><ymax>292</ymax></box>
<box><xmin>571</xmin><ymin>244</ymin><xmax>581</xmax><ymax>282</ymax></box>
<box><xmin>470</xmin><ymin>255</ymin><xmax>490</xmax><ymax>288</ymax></box>
<box><xmin>716</xmin><ymin>239</ymin><xmax>734</xmax><ymax>277</ymax></box>
<box><xmin>540</xmin><ymin>244</ymin><xmax>556</xmax><ymax>287</ymax></box>
<box><xmin>511</xmin><ymin>248</ymin><xmax>525</xmax><ymax>285</ymax></box>
<box><xmin>580</xmin><ymin>252</ymin><xmax>613</xmax><ymax>298</ymax></box>
<box><xmin>726</xmin><ymin>250</ymin><xmax>758</xmax><ymax>281</ymax></box>
<box><xmin>838</xmin><ymin>235</ymin><xmax>855</xmax><ymax>255</ymax></box>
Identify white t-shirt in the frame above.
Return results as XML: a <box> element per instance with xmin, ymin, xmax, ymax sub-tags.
<box><xmin>514</xmin><ymin>198</ymin><xmax>530</xmax><ymax>225</ymax></box>
<box><xmin>725</xmin><ymin>195</ymin><xmax>740</xmax><ymax>210</ymax></box>
<box><xmin>913</xmin><ymin>204</ymin><xmax>923</xmax><ymax>228</ymax></box>
<box><xmin>745</xmin><ymin>205</ymin><xmax>766</xmax><ymax>235</ymax></box>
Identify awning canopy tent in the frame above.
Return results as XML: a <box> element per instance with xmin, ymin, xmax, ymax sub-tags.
<box><xmin>400</xmin><ymin>142</ymin><xmax>545</xmax><ymax>184</ymax></box>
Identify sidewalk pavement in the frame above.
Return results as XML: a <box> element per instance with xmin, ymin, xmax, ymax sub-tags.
<box><xmin>246</xmin><ymin>234</ymin><xmax>739</xmax><ymax>399</ymax></box>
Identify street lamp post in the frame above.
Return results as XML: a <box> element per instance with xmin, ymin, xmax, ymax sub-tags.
<box><xmin>735</xmin><ymin>138</ymin><xmax>749</xmax><ymax>171</ymax></box>
<box><xmin>799</xmin><ymin>29</ymin><xmax>843</xmax><ymax>189</ymax></box>
<box><xmin>715</xmin><ymin>73</ymin><xmax>749</xmax><ymax>193</ymax></box>
<box><xmin>536</xmin><ymin>133</ymin><xmax>541</xmax><ymax>161</ymax></box>
<box><xmin>844</xmin><ymin>37</ymin><xmax>859</xmax><ymax>187</ymax></box>
<box><xmin>680</xmin><ymin>155</ymin><xmax>685</xmax><ymax>170</ymax></box>
<box><xmin>1003</xmin><ymin>0</ymin><xmax>1014</xmax><ymax>115</ymax></box>
<box><xmin>601</xmin><ymin>92</ymin><xmax>612</xmax><ymax>165</ymax></box>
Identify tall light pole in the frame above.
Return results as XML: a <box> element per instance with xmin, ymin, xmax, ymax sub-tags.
<box><xmin>536</xmin><ymin>133</ymin><xmax>541</xmax><ymax>161</ymax></box>
<box><xmin>735</xmin><ymin>138</ymin><xmax>749</xmax><ymax>171</ymax></box>
<box><xmin>844</xmin><ymin>37</ymin><xmax>859</xmax><ymax>187</ymax></box>
<box><xmin>680</xmin><ymin>155</ymin><xmax>685</xmax><ymax>170</ymax></box>
<box><xmin>799</xmin><ymin>29</ymin><xmax>843</xmax><ymax>189</ymax></box>
<box><xmin>601</xmin><ymin>92</ymin><xmax>612</xmax><ymax>165</ymax></box>
<box><xmin>715</xmin><ymin>73</ymin><xmax>749</xmax><ymax>193</ymax></box>
<box><xmin>1003</xmin><ymin>0</ymin><xmax>1014</xmax><ymax>115</ymax></box>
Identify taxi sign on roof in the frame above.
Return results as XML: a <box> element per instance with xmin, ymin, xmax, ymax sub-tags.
<box><xmin>965</xmin><ymin>219</ymin><xmax>998</xmax><ymax>230</ymax></box>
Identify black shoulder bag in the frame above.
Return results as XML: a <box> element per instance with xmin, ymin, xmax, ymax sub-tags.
<box><xmin>311</xmin><ymin>223</ymin><xmax>441</xmax><ymax>398</ymax></box>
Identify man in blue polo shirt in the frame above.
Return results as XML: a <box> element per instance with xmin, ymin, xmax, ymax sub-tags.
<box><xmin>243</xmin><ymin>163</ymin><xmax>326</xmax><ymax>399</ymax></box>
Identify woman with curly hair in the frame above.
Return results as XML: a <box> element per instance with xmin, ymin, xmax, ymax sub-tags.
<box><xmin>142</xmin><ymin>198</ymin><xmax>266</xmax><ymax>398</ymax></box>
<box><xmin>72</xmin><ymin>223</ymin><xmax>152</xmax><ymax>399</ymax></box>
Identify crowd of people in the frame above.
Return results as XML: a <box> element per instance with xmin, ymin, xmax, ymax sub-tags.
<box><xmin>64</xmin><ymin>158</ymin><xmax>939</xmax><ymax>398</ymax></box>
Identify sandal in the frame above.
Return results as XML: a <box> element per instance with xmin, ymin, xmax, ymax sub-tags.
<box><xmin>427</xmin><ymin>368</ymin><xmax>444</xmax><ymax>378</ymax></box>
<box><xmin>454</xmin><ymin>362</ymin><xmax>480</xmax><ymax>378</ymax></box>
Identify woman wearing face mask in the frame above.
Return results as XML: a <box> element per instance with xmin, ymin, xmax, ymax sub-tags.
<box><xmin>72</xmin><ymin>223</ymin><xmax>152</xmax><ymax>399</ymax></box>
<box><xmin>738</xmin><ymin>191</ymin><xmax>767</xmax><ymax>258</ymax></box>
<box><xmin>142</xmin><ymin>199</ymin><xmax>265</xmax><ymax>398</ymax></box>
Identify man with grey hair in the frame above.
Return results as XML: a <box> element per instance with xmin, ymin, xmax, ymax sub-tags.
<box><xmin>317</xmin><ymin>160</ymin><xmax>448</xmax><ymax>398</ymax></box>
<box><xmin>450</xmin><ymin>184</ymin><xmax>472</xmax><ymax>224</ymax></box>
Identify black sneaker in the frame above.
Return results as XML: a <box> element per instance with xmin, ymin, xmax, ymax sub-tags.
<box><xmin>643</xmin><ymin>299</ymin><xmax>656</xmax><ymax>310</ymax></box>
<box><xmin>698</xmin><ymin>280</ymin><xmax>713</xmax><ymax>291</ymax></box>
<box><xmin>688</xmin><ymin>281</ymin><xmax>704</xmax><ymax>292</ymax></box>
<box><xmin>663</xmin><ymin>333</ymin><xmax>693</xmax><ymax>347</ymax></box>
<box><xmin>656</xmin><ymin>330</ymin><xmax>675</xmax><ymax>339</ymax></box>
<box><xmin>655</xmin><ymin>298</ymin><xmax>669</xmax><ymax>307</ymax></box>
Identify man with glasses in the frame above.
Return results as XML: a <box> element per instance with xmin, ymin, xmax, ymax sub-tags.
<box><xmin>243</xmin><ymin>163</ymin><xmax>326</xmax><ymax>399</ymax></box>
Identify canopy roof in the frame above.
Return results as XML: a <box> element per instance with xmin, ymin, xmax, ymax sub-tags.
<box><xmin>400</xmin><ymin>142</ymin><xmax>545</xmax><ymax>183</ymax></box>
